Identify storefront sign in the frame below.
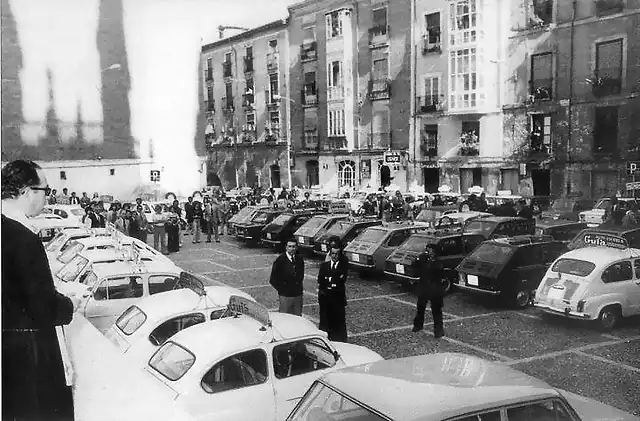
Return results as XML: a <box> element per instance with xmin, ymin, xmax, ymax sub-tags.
<box><xmin>228</xmin><ymin>295</ymin><xmax>271</xmax><ymax>327</ymax></box>
<box><xmin>385</xmin><ymin>153</ymin><xmax>401</xmax><ymax>164</ymax></box>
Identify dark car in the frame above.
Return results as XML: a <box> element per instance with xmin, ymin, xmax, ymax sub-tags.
<box><xmin>534</xmin><ymin>218</ymin><xmax>588</xmax><ymax>242</ymax></box>
<box><xmin>384</xmin><ymin>231</ymin><xmax>487</xmax><ymax>291</ymax></box>
<box><xmin>227</xmin><ymin>205</ymin><xmax>270</xmax><ymax>236</ymax></box>
<box><xmin>261</xmin><ymin>209</ymin><xmax>321</xmax><ymax>249</ymax></box>
<box><xmin>313</xmin><ymin>217</ymin><xmax>382</xmax><ymax>257</ymax></box>
<box><xmin>455</xmin><ymin>235</ymin><xmax>567</xmax><ymax>308</ymax></box>
<box><xmin>567</xmin><ymin>226</ymin><xmax>640</xmax><ymax>250</ymax></box>
<box><xmin>293</xmin><ymin>214</ymin><xmax>350</xmax><ymax>251</ymax></box>
<box><xmin>542</xmin><ymin>198</ymin><xmax>595</xmax><ymax>221</ymax></box>
<box><xmin>234</xmin><ymin>208</ymin><xmax>287</xmax><ymax>245</ymax></box>
<box><xmin>463</xmin><ymin>216</ymin><xmax>535</xmax><ymax>239</ymax></box>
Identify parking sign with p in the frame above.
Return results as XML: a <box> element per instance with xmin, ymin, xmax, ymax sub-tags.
<box><xmin>627</xmin><ymin>162</ymin><xmax>640</xmax><ymax>175</ymax></box>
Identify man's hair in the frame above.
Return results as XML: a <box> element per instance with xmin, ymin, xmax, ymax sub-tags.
<box><xmin>1</xmin><ymin>160</ymin><xmax>42</xmax><ymax>200</ymax></box>
<box><xmin>328</xmin><ymin>235</ymin><xmax>342</xmax><ymax>249</ymax></box>
<box><xmin>285</xmin><ymin>236</ymin><xmax>297</xmax><ymax>245</ymax></box>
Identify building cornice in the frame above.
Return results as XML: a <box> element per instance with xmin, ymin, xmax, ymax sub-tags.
<box><xmin>201</xmin><ymin>19</ymin><xmax>288</xmax><ymax>52</ymax></box>
<box><xmin>288</xmin><ymin>0</ymin><xmax>354</xmax><ymax>17</ymax></box>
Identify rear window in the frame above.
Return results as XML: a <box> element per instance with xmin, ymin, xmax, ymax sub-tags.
<box><xmin>45</xmin><ymin>232</ymin><xmax>69</xmax><ymax>251</ymax></box>
<box><xmin>301</xmin><ymin>217</ymin><xmax>327</xmax><ymax>230</ymax></box>
<box><xmin>551</xmin><ymin>258</ymin><xmax>596</xmax><ymax>277</ymax></box>
<box><xmin>271</xmin><ymin>214</ymin><xmax>293</xmax><ymax>225</ymax></box>
<box><xmin>326</xmin><ymin>220</ymin><xmax>353</xmax><ymax>236</ymax></box>
<box><xmin>468</xmin><ymin>243</ymin><xmax>515</xmax><ymax>264</ymax></box>
<box><xmin>594</xmin><ymin>199</ymin><xmax>610</xmax><ymax>210</ymax></box>
<box><xmin>465</xmin><ymin>220</ymin><xmax>497</xmax><ymax>237</ymax></box>
<box><xmin>251</xmin><ymin>211</ymin><xmax>270</xmax><ymax>224</ymax></box>
<box><xmin>116</xmin><ymin>305</ymin><xmax>147</xmax><ymax>335</ymax></box>
<box><xmin>400</xmin><ymin>236</ymin><xmax>430</xmax><ymax>252</ymax></box>
<box><xmin>57</xmin><ymin>241</ymin><xmax>85</xmax><ymax>264</ymax></box>
<box><xmin>59</xmin><ymin>235</ymin><xmax>90</xmax><ymax>253</ymax></box>
<box><xmin>356</xmin><ymin>228</ymin><xmax>387</xmax><ymax>243</ymax></box>
<box><xmin>70</xmin><ymin>208</ymin><xmax>84</xmax><ymax>216</ymax></box>
<box><xmin>149</xmin><ymin>341</ymin><xmax>196</xmax><ymax>381</ymax></box>
<box><xmin>56</xmin><ymin>255</ymin><xmax>90</xmax><ymax>283</ymax></box>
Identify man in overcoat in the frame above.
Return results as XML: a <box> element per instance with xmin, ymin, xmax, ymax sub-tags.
<box><xmin>270</xmin><ymin>237</ymin><xmax>305</xmax><ymax>315</ymax></box>
<box><xmin>317</xmin><ymin>239</ymin><xmax>349</xmax><ymax>342</ymax></box>
<box><xmin>2</xmin><ymin>160</ymin><xmax>80</xmax><ymax>421</ymax></box>
<box><xmin>412</xmin><ymin>244</ymin><xmax>446</xmax><ymax>338</ymax></box>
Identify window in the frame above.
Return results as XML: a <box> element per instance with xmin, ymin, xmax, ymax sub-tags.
<box><xmin>245</xmin><ymin>46</ymin><xmax>253</xmax><ymax>58</ymax></box>
<box><xmin>551</xmin><ymin>258</ymin><xmax>596</xmax><ymax>277</ymax></box>
<box><xmin>462</xmin><ymin>121</ymin><xmax>479</xmax><ymax>139</ymax></box>
<box><xmin>449</xmin><ymin>48</ymin><xmax>479</xmax><ymax>109</ymax></box>
<box><xmin>439</xmin><ymin>237</ymin><xmax>464</xmax><ymax>256</ymax></box>
<box><xmin>148</xmin><ymin>275</ymin><xmax>180</xmax><ymax>295</ymax></box>
<box><xmin>269</xmin><ymin>74</ymin><xmax>279</xmax><ymax>102</ymax></box>
<box><xmin>371</xmin><ymin>8</ymin><xmax>387</xmax><ymax>36</ymax></box>
<box><xmin>425</xmin><ymin>76</ymin><xmax>440</xmax><ymax>106</ymax></box>
<box><xmin>268</xmin><ymin>39</ymin><xmax>278</xmax><ymax>51</ymax></box>
<box><xmin>224</xmin><ymin>52</ymin><xmax>232</xmax><ymax>64</ymax></box>
<box><xmin>326</xmin><ymin>10</ymin><xmax>343</xmax><ymax>38</ymax></box>
<box><xmin>244</xmin><ymin>47</ymin><xmax>254</xmax><ymax>72</ymax></box>
<box><xmin>246</xmin><ymin>113</ymin><xmax>255</xmax><ymax>128</ymax></box>
<box><xmin>457</xmin><ymin>411</ymin><xmax>501</xmax><ymax>421</ymax></box>
<box><xmin>304</xmin><ymin>130</ymin><xmax>318</xmax><ymax>147</ymax></box>
<box><xmin>634</xmin><ymin>259</ymin><xmax>640</xmax><ymax>278</ymax></box>
<box><xmin>306</xmin><ymin>160</ymin><xmax>320</xmax><ymax>186</ymax></box>
<box><xmin>328</xmin><ymin>61</ymin><xmax>342</xmax><ymax>87</ymax></box>
<box><xmin>148</xmin><ymin>313</ymin><xmax>206</xmax><ymax>346</ymax></box>
<box><xmin>387</xmin><ymin>231</ymin><xmax>408</xmax><ymax>247</ymax></box>
<box><xmin>595</xmin><ymin>39</ymin><xmax>623</xmax><ymax>95</ymax></box>
<box><xmin>531</xmin><ymin>53</ymin><xmax>553</xmax><ymax>99</ymax></box>
<box><xmin>373</xmin><ymin>58</ymin><xmax>388</xmax><ymax>80</ymax></box>
<box><xmin>225</xmin><ymin>83</ymin><xmax>233</xmax><ymax>109</ymax></box>
<box><xmin>206</xmin><ymin>87</ymin><xmax>214</xmax><ymax>110</ymax></box>
<box><xmin>425</xmin><ymin>12</ymin><xmax>441</xmax><ymax>45</ymax></box>
<box><xmin>449</xmin><ymin>0</ymin><xmax>478</xmax><ymax>46</ymax></box>
<box><xmin>593</xmin><ymin>106</ymin><xmax>618</xmax><ymax>155</ymax></box>
<box><xmin>423</xmin><ymin>125</ymin><xmax>438</xmax><ymax>156</ymax></box>
<box><xmin>60</xmin><ymin>171</ymin><xmax>67</xmax><ymax>180</ymax></box>
<box><xmin>338</xmin><ymin>160</ymin><xmax>356</xmax><ymax>188</ymax></box>
<box><xmin>328</xmin><ymin>109</ymin><xmax>346</xmax><ymax>137</ymax></box>
<box><xmin>223</xmin><ymin>52</ymin><xmax>232</xmax><ymax>78</ymax></box>
<box><xmin>507</xmin><ymin>400</ymin><xmax>573</xmax><ymax>421</ymax></box>
<box><xmin>531</xmin><ymin>114</ymin><xmax>552</xmax><ymax>153</ymax></box>
<box><xmin>273</xmin><ymin>338</ymin><xmax>336</xmax><ymax>379</ymax></box>
<box><xmin>109</xmin><ymin>168</ymin><xmax>115</xmax><ymax>176</ymax></box>
<box><xmin>94</xmin><ymin>276</ymin><xmax>143</xmax><ymax>301</ymax></box>
<box><xmin>210</xmin><ymin>309</ymin><xmax>229</xmax><ymax>320</ymax></box>
<box><xmin>205</xmin><ymin>58</ymin><xmax>213</xmax><ymax>80</ymax></box>
<box><xmin>149</xmin><ymin>341</ymin><xmax>195</xmax><ymax>381</ymax></box>
<box><xmin>116</xmin><ymin>306</ymin><xmax>147</xmax><ymax>335</ymax></box>
<box><xmin>602</xmin><ymin>261</ymin><xmax>633</xmax><ymax>283</ymax></box>
<box><xmin>303</xmin><ymin>27</ymin><xmax>315</xmax><ymax>43</ymax></box>
<box><xmin>201</xmin><ymin>349</ymin><xmax>268</xmax><ymax>394</ymax></box>
<box><xmin>530</xmin><ymin>0</ymin><xmax>553</xmax><ymax>26</ymax></box>
<box><xmin>304</xmin><ymin>72</ymin><xmax>316</xmax><ymax>96</ymax></box>
<box><xmin>245</xmin><ymin>78</ymin><xmax>254</xmax><ymax>96</ymax></box>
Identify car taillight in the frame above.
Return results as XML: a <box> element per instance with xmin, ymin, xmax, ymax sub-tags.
<box><xmin>367</xmin><ymin>256</ymin><xmax>374</xmax><ymax>265</ymax></box>
<box><xmin>459</xmin><ymin>273</ymin><xmax>466</xmax><ymax>283</ymax></box>
<box><xmin>577</xmin><ymin>299</ymin><xmax>586</xmax><ymax>312</ymax></box>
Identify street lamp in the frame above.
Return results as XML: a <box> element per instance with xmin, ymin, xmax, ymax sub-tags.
<box><xmin>272</xmin><ymin>94</ymin><xmax>293</xmax><ymax>189</ymax></box>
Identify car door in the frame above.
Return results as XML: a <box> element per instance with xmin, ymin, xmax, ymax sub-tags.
<box><xmin>270</xmin><ymin>337</ymin><xmax>339</xmax><ymax>421</ymax></box>
<box><xmin>511</xmin><ymin>245</ymin><xmax>543</xmax><ymax>291</ymax></box>
<box><xmin>83</xmin><ymin>275</ymin><xmax>144</xmax><ymax>333</ymax></box>
<box><xmin>601</xmin><ymin>260</ymin><xmax>636</xmax><ymax>316</ymax></box>
<box><xmin>375</xmin><ymin>230</ymin><xmax>410</xmax><ymax>271</ymax></box>
<box><xmin>182</xmin><ymin>348</ymin><xmax>276</xmax><ymax>421</ymax></box>
<box><xmin>629</xmin><ymin>260</ymin><xmax>640</xmax><ymax>315</ymax></box>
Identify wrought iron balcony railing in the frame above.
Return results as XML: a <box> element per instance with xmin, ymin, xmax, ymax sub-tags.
<box><xmin>222</xmin><ymin>62</ymin><xmax>232</xmax><ymax>78</ymax></box>
<box><xmin>243</xmin><ymin>57</ymin><xmax>254</xmax><ymax>73</ymax></box>
<box><xmin>300</xmin><ymin>42</ymin><xmax>317</xmax><ymax>61</ymax></box>
<box><xmin>368</xmin><ymin>79</ymin><xmax>391</xmax><ymax>100</ymax></box>
<box><xmin>529</xmin><ymin>79</ymin><xmax>553</xmax><ymax>101</ymax></box>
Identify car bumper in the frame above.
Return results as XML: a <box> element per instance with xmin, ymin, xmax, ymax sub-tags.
<box><xmin>455</xmin><ymin>282</ymin><xmax>501</xmax><ymax>296</ymax></box>
<box><xmin>534</xmin><ymin>303</ymin><xmax>593</xmax><ymax>320</ymax></box>
<box><xmin>261</xmin><ymin>238</ymin><xmax>281</xmax><ymax>246</ymax></box>
<box><xmin>383</xmin><ymin>270</ymin><xmax>419</xmax><ymax>282</ymax></box>
<box><xmin>235</xmin><ymin>233</ymin><xmax>256</xmax><ymax>241</ymax></box>
<box><xmin>348</xmin><ymin>260</ymin><xmax>374</xmax><ymax>269</ymax></box>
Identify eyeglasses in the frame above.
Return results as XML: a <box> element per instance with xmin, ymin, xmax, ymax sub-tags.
<box><xmin>31</xmin><ymin>186</ymin><xmax>51</xmax><ymax>195</ymax></box>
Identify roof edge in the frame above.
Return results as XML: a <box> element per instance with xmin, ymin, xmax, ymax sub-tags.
<box><xmin>201</xmin><ymin>18</ymin><xmax>288</xmax><ymax>52</ymax></box>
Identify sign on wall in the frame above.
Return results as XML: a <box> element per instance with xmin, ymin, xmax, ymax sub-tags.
<box><xmin>150</xmin><ymin>170</ymin><xmax>161</xmax><ymax>182</ymax></box>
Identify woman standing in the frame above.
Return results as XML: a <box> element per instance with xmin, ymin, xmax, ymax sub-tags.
<box><xmin>166</xmin><ymin>205</ymin><xmax>180</xmax><ymax>253</ymax></box>
<box><xmin>151</xmin><ymin>205</ymin><xmax>168</xmax><ymax>254</ymax></box>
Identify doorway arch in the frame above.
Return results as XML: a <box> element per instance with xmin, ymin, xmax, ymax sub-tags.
<box><xmin>270</xmin><ymin>164</ymin><xmax>281</xmax><ymax>188</ymax></box>
<box><xmin>207</xmin><ymin>171</ymin><xmax>221</xmax><ymax>187</ymax></box>
<box><xmin>306</xmin><ymin>160</ymin><xmax>319</xmax><ymax>187</ymax></box>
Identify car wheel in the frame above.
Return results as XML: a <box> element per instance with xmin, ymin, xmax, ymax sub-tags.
<box><xmin>597</xmin><ymin>306</ymin><xmax>620</xmax><ymax>332</ymax></box>
<box><xmin>513</xmin><ymin>289</ymin><xmax>532</xmax><ymax>309</ymax></box>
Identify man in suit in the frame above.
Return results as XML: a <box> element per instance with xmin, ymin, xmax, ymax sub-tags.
<box><xmin>317</xmin><ymin>238</ymin><xmax>349</xmax><ymax>342</ymax></box>
<box><xmin>205</xmin><ymin>197</ymin><xmax>222</xmax><ymax>243</ymax></box>
<box><xmin>270</xmin><ymin>237</ymin><xmax>305</xmax><ymax>316</ymax></box>
<box><xmin>2</xmin><ymin>160</ymin><xmax>81</xmax><ymax>421</ymax></box>
<box><xmin>412</xmin><ymin>244</ymin><xmax>446</xmax><ymax>338</ymax></box>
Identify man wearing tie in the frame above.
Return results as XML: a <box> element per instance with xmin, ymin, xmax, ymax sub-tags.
<box><xmin>270</xmin><ymin>237</ymin><xmax>305</xmax><ymax>316</ymax></box>
<box><xmin>317</xmin><ymin>238</ymin><xmax>349</xmax><ymax>342</ymax></box>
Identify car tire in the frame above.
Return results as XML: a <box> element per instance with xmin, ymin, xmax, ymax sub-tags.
<box><xmin>513</xmin><ymin>289</ymin><xmax>532</xmax><ymax>309</ymax></box>
<box><xmin>597</xmin><ymin>306</ymin><xmax>620</xmax><ymax>332</ymax></box>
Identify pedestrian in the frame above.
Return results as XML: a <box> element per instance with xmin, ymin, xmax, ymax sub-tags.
<box><xmin>205</xmin><ymin>198</ymin><xmax>221</xmax><ymax>243</ymax></box>
<box><xmin>79</xmin><ymin>192</ymin><xmax>91</xmax><ymax>209</ymax></box>
<box><xmin>135</xmin><ymin>205</ymin><xmax>148</xmax><ymax>244</ymax></box>
<box><xmin>220</xmin><ymin>196</ymin><xmax>230</xmax><ymax>235</ymax></box>
<box><xmin>114</xmin><ymin>209</ymin><xmax>127</xmax><ymax>234</ymax></box>
<box><xmin>82</xmin><ymin>205</ymin><xmax>102</xmax><ymax>228</ymax></box>
<box><xmin>269</xmin><ymin>237</ymin><xmax>305</xmax><ymax>316</ymax></box>
<box><xmin>48</xmin><ymin>188</ymin><xmax>58</xmax><ymax>205</ymax></box>
<box><xmin>412</xmin><ymin>244</ymin><xmax>446</xmax><ymax>338</ymax></box>
<box><xmin>317</xmin><ymin>238</ymin><xmax>349</xmax><ymax>342</ymax></box>
<box><xmin>1</xmin><ymin>159</ymin><xmax>81</xmax><ymax>421</ymax></box>
<box><xmin>191</xmin><ymin>200</ymin><xmax>203</xmax><ymax>243</ymax></box>
<box><xmin>57</xmin><ymin>187</ymin><xmax>70</xmax><ymax>205</ymax></box>
<box><xmin>69</xmin><ymin>191</ymin><xmax>80</xmax><ymax>205</ymax></box>
<box><xmin>166</xmin><ymin>205</ymin><xmax>180</xmax><ymax>253</ymax></box>
<box><xmin>151</xmin><ymin>204</ymin><xmax>168</xmax><ymax>254</ymax></box>
<box><xmin>184</xmin><ymin>196</ymin><xmax>194</xmax><ymax>236</ymax></box>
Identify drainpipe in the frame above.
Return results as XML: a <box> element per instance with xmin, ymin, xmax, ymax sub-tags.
<box><xmin>409</xmin><ymin>0</ymin><xmax>417</xmax><ymax>191</ymax></box>
<box><xmin>284</xmin><ymin>20</ymin><xmax>293</xmax><ymax>189</ymax></box>
<box><xmin>565</xmin><ymin>0</ymin><xmax>577</xmax><ymax>197</ymax></box>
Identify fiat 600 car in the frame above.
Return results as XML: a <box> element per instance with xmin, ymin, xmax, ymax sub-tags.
<box><xmin>294</xmin><ymin>214</ymin><xmax>350</xmax><ymax>251</ymax></box>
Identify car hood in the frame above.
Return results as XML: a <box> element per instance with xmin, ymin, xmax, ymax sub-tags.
<box><xmin>333</xmin><ymin>342</ymin><xmax>384</xmax><ymax>366</ymax></box>
<box><xmin>561</xmin><ymin>390</ymin><xmax>640</xmax><ymax>421</ymax></box>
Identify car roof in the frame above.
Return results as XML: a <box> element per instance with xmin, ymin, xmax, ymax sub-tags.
<box><xmin>170</xmin><ymin>312</ymin><xmax>321</xmax><ymax>368</ymax></box>
<box><xmin>366</xmin><ymin>222</ymin><xmax>428</xmax><ymax>233</ymax></box>
<box><xmin>45</xmin><ymin>204</ymin><xmax>84</xmax><ymax>210</ymax></box>
<box><xmin>536</xmin><ymin>219</ymin><xmax>586</xmax><ymax>228</ymax></box>
<box><xmin>556</xmin><ymin>247</ymin><xmax>640</xmax><ymax>264</ymax></box>
<box><xmin>91</xmin><ymin>260</ymin><xmax>181</xmax><ymax>278</ymax></box>
<box><xmin>319</xmin><ymin>353</ymin><xmax>560</xmax><ymax>421</ymax></box>
<box><xmin>584</xmin><ymin>226</ymin><xmax>640</xmax><ymax>235</ymax></box>
<box><xmin>474</xmin><ymin>216</ymin><xmax>525</xmax><ymax>223</ymax></box>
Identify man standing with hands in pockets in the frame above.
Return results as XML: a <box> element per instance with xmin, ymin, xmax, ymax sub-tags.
<box><xmin>317</xmin><ymin>238</ymin><xmax>349</xmax><ymax>342</ymax></box>
<box><xmin>270</xmin><ymin>237</ymin><xmax>305</xmax><ymax>316</ymax></box>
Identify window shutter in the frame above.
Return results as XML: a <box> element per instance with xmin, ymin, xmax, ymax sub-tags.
<box><xmin>338</xmin><ymin>60</ymin><xmax>343</xmax><ymax>86</ymax></box>
<box><xmin>326</xmin><ymin>14</ymin><xmax>332</xmax><ymax>38</ymax></box>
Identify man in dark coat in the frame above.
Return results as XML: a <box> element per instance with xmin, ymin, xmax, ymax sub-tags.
<box><xmin>184</xmin><ymin>196</ymin><xmax>194</xmax><ymax>235</ymax></box>
<box><xmin>1</xmin><ymin>160</ymin><xmax>80</xmax><ymax>421</ymax></box>
<box><xmin>317</xmin><ymin>238</ymin><xmax>349</xmax><ymax>342</ymax></box>
<box><xmin>270</xmin><ymin>237</ymin><xmax>305</xmax><ymax>316</ymax></box>
<box><xmin>412</xmin><ymin>244</ymin><xmax>446</xmax><ymax>338</ymax></box>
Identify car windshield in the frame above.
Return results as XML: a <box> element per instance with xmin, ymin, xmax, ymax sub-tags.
<box><xmin>116</xmin><ymin>305</ymin><xmax>147</xmax><ymax>335</ymax></box>
<box><xmin>302</xmin><ymin>216</ymin><xmax>328</xmax><ymax>231</ymax></box>
<box><xmin>59</xmin><ymin>235</ymin><xmax>90</xmax><ymax>253</ymax></box>
<box><xmin>326</xmin><ymin>220</ymin><xmax>354</xmax><ymax>236</ymax></box>
<box><xmin>468</xmin><ymin>243</ymin><xmax>515</xmax><ymax>264</ymax></box>
<box><xmin>356</xmin><ymin>228</ymin><xmax>387</xmax><ymax>243</ymax></box>
<box><xmin>400</xmin><ymin>236</ymin><xmax>430</xmax><ymax>252</ymax></box>
<box><xmin>45</xmin><ymin>232</ymin><xmax>69</xmax><ymax>251</ymax></box>
<box><xmin>232</xmin><ymin>207</ymin><xmax>255</xmax><ymax>222</ymax></box>
<box><xmin>57</xmin><ymin>241</ymin><xmax>85</xmax><ymax>264</ymax></box>
<box><xmin>148</xmin><ymin>341</ymin><xmax>195</xmax><ymax>381</ymax></box>
<box><xmin>271</xmin><ymin>214</ymin><xmax>293</xmax><ymax>225</ymax></box>
<box><xmin>551</xmin><ymin>258</ymin><xmax>596</xmax><ymax>277</ymax></box>
<box><xmin>464</xmin><ymin>220</ymin><xmax>497</xmax><ymax>237</ymax></box>
<box><xmin>251</xmin><ymin>211</ymin><xmax>270</xmax><ymax>224</ymax></box>
<box><xmin>56</xmin><ymin>255</ymin><xmax>90</xmax><ymax>283</ymax></box>
<box><xmin>288</xmin><ymin>381</ymin><xmax>387</xmax><ymax>421</ymax></box>
<box><xmin>594</xmin><ymin>199</ymin><xmax>610</xmax><ymax>210</ymax></box>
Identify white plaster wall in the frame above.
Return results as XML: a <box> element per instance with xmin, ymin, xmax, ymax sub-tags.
<box><xmin>480</xmin><ymin>113</ymin><xmax>505</xmax><ymax>157</ymax></box>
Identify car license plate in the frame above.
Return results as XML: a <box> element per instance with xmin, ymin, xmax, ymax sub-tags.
<box><xmin>321</xmin><ymin>244</ymin><xmax>327</xmax><ymax>252</ymax></box>
<box><xmin>298</xmin><ymin>236</ymin><xmax>304</xmax><ymax>244</ymax></box>
<box><xmin>548</xmin><ymin>286</ymin><xmax>565</xmax><ymax>300</ymax></box>
<box><xmin>467</xmin><ymin>274</ymin><xmax>479</xmax><ymax>286</ymax></box>
<box><xmin>396</xmin><ymin>264</ymin><xmax>405</xmax><ymax>274</ymax></box>
<box><xmin>352</xmin><ymin>253</ymin><xmax>360</xmax><ymax>262</ymax></box>
<box><xmin>267</xmin><ymin>233</ymin><xmax>272</xmax><ymax>239</ymax></box>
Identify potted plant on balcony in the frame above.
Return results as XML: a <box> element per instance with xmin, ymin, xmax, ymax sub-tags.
<box><xmin>264</xmin><ymin>127</ymin><xmax>278</xmax><ymax>143</ymax></box>
<box><xmin>459</xmin><ymin>131</ymin><xmax>479</xmax><ymax>156</ymax></box>
<box><xmin>221</xmin><ymin>127</ymin><xmax>236</xmax><ymax>145</ymax></box>
<box><xmin>420</xmin><ymin>143</ymin><xmax>437</xmax><ymax>158</ymax></box>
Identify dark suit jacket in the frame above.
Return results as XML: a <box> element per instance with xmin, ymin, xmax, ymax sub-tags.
<box><xmin>270</xmin><ymin>253</ymin><xmax>304</xmax><ymax>297</ymax></box>
<box><xmin>416</xmin><ymin>254</ymin><xmax>446</xmax><ymax>297</ymax></box>
<box><xmin>317</xmin><ymin>257</ymin><xmax>348</xmax><ymax>305</ymax></box>
<box><xmin>1</xmin><ymin>215</ymin><xmax>75</xmax><ymax>420</ymax></box>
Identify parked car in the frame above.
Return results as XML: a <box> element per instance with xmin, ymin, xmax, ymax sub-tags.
<box><xmin>534</xmin><ymin>218</ymin><xmax>588</xmax><ymax>242</ymax></box>
<box><xmin>235</xmin><ymin>208</ymin><xmax>287</xmax><ymax>245</ymax></box>
<box><xmin>384</xmin><ymin>230</ymin><xmax>486</xmax><ymax>291</ymax></box>
<box><xmin>535</xmin><ymin>232</ymin><xmax>640</xmax><ymax>330</ymax></box>
<box><xmin>579</xmin><ymin>197</ymin><xmax>638</xmax><ymax>227</ymax></box>
<box><xmin>286</xmin><ymin>352</ymin><xmax>639</xmax><ymax>421</ymax></box>
<box><xmin>462</xmin><ymin>216</ymin><xmax>535</xmax><ymax>239</ymax></box>
<box><xmin>344</xmin><ymin>222</ymin><xmax>430</xmax><ymax>274</ymax></box>
<box><xmin>313</xmin><ymin>217</ymin><xmax>382</xmax><ymax>257</ymax></box>
<box><xmin>43</xmin><ymin>204</ymin><xmax>86</xmax><ymax>225</ymax></box>
<box><xmin>28</xmin><ymin>217</ymin><xmax>85</xmax><ymax>244</ymax></box>
<box><xmin>542</xmin><ymin>198</ymin><xmax>595</xmax><ymax>221</ymax></box>
<box><xmin>456</xmin><ymin>235</ymin><xmax>567</xmax><ymax>308</ymax></box>
<box><xmin>293</xmin><ymin>214</ymin><xmax>350</xmax><ymax>251</ymax></box>
<box><xmin>261</xmin><ymin>209</ymin><xmax>320</xmax><ymax>249</ymax></box>
<box><xmin>227</xmin><ymin>204</ymin><xmax>271</xmax><ymax>236</ymax></box>
<box><xmin>567</xmin><ymin>227</ymin><xmax>640</xmax><ymax>250</ymax></box>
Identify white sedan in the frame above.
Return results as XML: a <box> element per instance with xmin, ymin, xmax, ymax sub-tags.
<box><xmin>143</xmin><ymin>296</ymin><xmax>383</xmax><ymax>421</ymax></box>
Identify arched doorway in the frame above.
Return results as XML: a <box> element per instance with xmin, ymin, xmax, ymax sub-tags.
<box><xmin>380</xmin><ymin>163</ymin><xmax>391</xmax><ymax>188</ymax></box>
<box><xmin>270</xmin><ymin>164</ymin><xmax>281</xmax><ymax>188</ymax></box>
<box><xmin>207</xmin><ymin>171</ymin><xmax>221</xmax><ymax>187</ymax></box>
<box><xmin>306</xmin><ymin>160</ymin><xmax>319</xmax><ymax>187</ymax></box>
<box><xmin>246</xmin><ymin>162</ymin><xmax>257</xmax><ymax>187</ymax></box>
<box><xmin>338</xmin><ymin>160</ymin><xmax>356</xmax><ymax>188</ymax></box>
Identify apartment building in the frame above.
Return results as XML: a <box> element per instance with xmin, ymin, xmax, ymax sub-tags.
<box><xmin>288</xmin><ymin>0</ymin><xmax>412</xmax><ymax>192</ymax></box>
<box><xmin>410</xmin><ymin>0</ymin><xmax>512</xmax><ymax>194</ymax></box>
<box><xmin>503</xmin><ymin>0</ymin><xmax>640</xmax><ymax>199</ymax></box>
<box><xmin>201</xmin><ymin>19</ymin><xmax>290</xmax><ymax>189</ymax></box>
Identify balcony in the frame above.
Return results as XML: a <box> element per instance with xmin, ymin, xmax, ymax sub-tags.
<box><xmin>368</xmin><ymin>25</ymin><xmax>389</xmax><ymax>46</ymax></box>
<box><xmin>265</xmin><ymin>127</ymin><xmax>281</xmax><ymax>143</ymax></box>
<box><xmin>459</xmin><ymin>131</ymin><xmax>479</xmax><ymax>156</ymax></box>
<box><xmin>529</xmin><ymin>79</ymin><xmax>553</xmax><ymax>101</ymax></box>
<box><xmin>304</xmin><ymin>131</ymin><xmax>318</xmax><ymax>149</ymax></box>
<box><xmin>222</xmin><ymin>62</ymin><xmax>232</xmax><ymax>78</ymax></box>
<box><xmin>265</xmin><ymin>95</ymin><xmax>280</xmax><ymax>110</ymax></box>
<box><xmin>595</xmin><ymin>0</ymin><xmax>624</xmax><ymax>15</ymax></box>
<box><xmin>221</xmin><ymin>127</ymin><xmax>237</xmax><ymax>145</ymax></box>
<box><xmin>421</xmin><ymin>33</ymin><xmax>441</xmax><ymax>54</ymax></box>
<box><xmin>242</xmin><ymin>93</ymin><xmax>255</xmax><ymax>109</ymax></box>
<box><xmin>205</xmin><ymin>68</ymin><xmax>213</xmax><ymax>81</ymax></box>
<box><xmin>327</xmin><ymin>86</ymin><xmax>344</xmax><ymax>101</ymax></box>
<box><xmin>241</xmin><ymin>124</ymin><xmax>257</xmax><ymax>143</ymax></box>
<box><xmin>300</xmin><ymin>42</ymin><xmax>317</xmax><ymax>61</ymax></box>
<box><xmin>417</xmin><ymin>96</ymin><xmax>442</xmax><ymax>113</ymax></box>
<box><xmin>323</xmin><ymin>136</ymin><xmax>348</xmax><ymax>151</ymax></box>
<box><xmin>368</xmin><ymin>79</ymin><xmax>391</xmax><ymax>101</ymax></box>
<box><xmin>301</xmin><ymin>89</ymin><xmax>318</xmax><ymax>106</ymax></box>
<box><xmin>222</xmin><ymin>97</ymin><xmax>234</xmax><ymax>113</ymax></box>
<box><xmin>243</xmin><ymin>57</ymin><xmax>254</xmax><ymax>73</ymax></box>
<box><xmin>366</xmin><ymin>133</ymin><xmax>390</xmax><ymax>150</ymax></box>
<box><xmin>529</xmin><ymin>137</ymin><xmax>552</xmax><ymax>156</ymax></box>
<box><xmin>421</xmin><ymin>142</ymin><xmax>438</xmax><ymax>158</ymax></box>
<box><xmin>590</xmin><ymin>72</ymin><xmax>622</xmax><ymax>97</ymax></box>
<box><xmin>266</xmin><ymin>52</ymin><xmax>279</xmax><ymax>73</ymax></box>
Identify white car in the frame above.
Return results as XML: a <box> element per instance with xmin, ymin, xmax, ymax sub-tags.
<box><xmin>579</xmin><ymin>197</ymin><xmax>638</xmax><ymax>227</ymax></box>
<box><xmin>45</xmin><ymin>227</ymin><xmax>110</xmax><ymax>259</ymax></box>
<box><xmin>106</xmin><ymin>279</ymin><xmax>256</xmax><ymax>365</ymax></box>
<box><xmin>143</xmin><ymin>296</ymin><xmax>383</xmax><ymax>421</ymax></box>
<box><xmin>28</xmin><ymin>217</ymin><xmax>85</xmax><ymax>244</ymax></box>
<box><xmin>44</xmin><ymin>204</ymin><xmax>86</xmax><ymax>225</ymax></box>
<box><xmin>534</xmin><ymin>234</ymin><xmax>640</xmax><ymax>331</ymax></box>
